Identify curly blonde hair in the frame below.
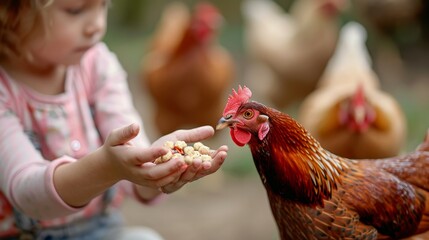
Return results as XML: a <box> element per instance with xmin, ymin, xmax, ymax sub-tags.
<box><xmin>0</xmin><ymin>0</ymin><xmax>53</xmax><ymax>59</ymax></box>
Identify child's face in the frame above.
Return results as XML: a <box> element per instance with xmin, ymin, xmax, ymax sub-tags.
<box><xmin>25</xmin><ymin>0</ymin><xmax>109</xmax><ymax>66</ymax></box>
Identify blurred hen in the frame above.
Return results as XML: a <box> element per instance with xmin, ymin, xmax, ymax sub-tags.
<box><xmin>299</xmin><ymin>22</ymin><xmax>407</xmax><ymax>159</ymax></box>
<box><xmin>242</xmin><ymin>0</ymin><xmax>347</xmax><ymax>110</ymax></box>
<box><xmin>141</xmin><ymin>2</ymin><xmax>235</xmax><ymax>136</ymax></box>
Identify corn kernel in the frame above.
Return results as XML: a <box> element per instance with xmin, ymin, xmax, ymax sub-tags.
<box><xmin>192</xmin><ymin>151</ymin><xmax>201</xmax><ymax>158</ymax></box>
<box><xmin>174</xmin><ymin>141</ymin><xmax>187</xmax><ymax>149</ymax></box>
<box><xmin>193</xmin><ymin>142</ymin><xmax>204</xmax><ymax>151</ymax></box>
<box><xmin>161</xmin><ymin>151</ymin><xmax>173</xmax><ymax>161</ymax></box>
<box><xmin>184</xmin><ymin>155</ymin><xmax>193</xmax><ymax>165</ymax></box>
<box><xmin>198</xmin><ymin>146</ymin><xmax>210</xmax><ymax>155</ymax></box>
<box><xmin>154</xmin><ymin>157</ymin><xmax>163</xmax><ymax>164</ymax></box>
<box><xmin>164</xmin><ymin>141</ymin><xmax>174</xmax><ymax>149</ymax></box>
<box><xmin>172</xmin><ymin>153</ymin><xmax>183</xmax><ymax>159</ymax></box>
<box><xmin>183</xmin><ymin>146</ymin><xmax>194</xmax><ymax>155</ymax></box>
<box><xmin>201</xmin><ymin>154</ymin><xmax>212</xmax><ymax>162</ymax></box>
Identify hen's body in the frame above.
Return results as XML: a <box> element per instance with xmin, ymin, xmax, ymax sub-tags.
<box><xmin>299</xmin><ymin>22</ymin><xmax>406</xmax><ymax>159</ymax></box>
<box><xmin>141</xmin><ymin>2</ymin><xmax>234</xmax><ymax>136</ymax></box>
<box><xmin>217</xmin><ymin>87</ymin><xmax>429</xmax><ymax>239</ymax></box>
<box><xmin>242</xmin><ymin>0</ymin><xmax>345</xmax><ymax>109</ymax></box>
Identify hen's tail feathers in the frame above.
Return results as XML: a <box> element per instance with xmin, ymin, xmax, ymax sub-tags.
<box><xmin>414</xmin><ymin>189</ymin><xmax>429</xmax><ymax>235</ymax></box>
<box><xmin>369</xmin><ymin>152</ymin><xmax>429</xmax><ymax>192</ymax></box>
<box><xmin>417</xmin><ymin>129</ymin><xmax>429</xmax><ymax>152</ymax></box>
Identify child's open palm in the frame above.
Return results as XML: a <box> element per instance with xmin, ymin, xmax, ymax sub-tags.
<box><xmin>103</xmin><ymin>123</ymin><xmax>228</xmax><ymax>194</ymax></box>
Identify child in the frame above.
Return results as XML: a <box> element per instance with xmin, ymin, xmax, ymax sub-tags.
<box><xmin>0</xmin><ymin>0</ymin><xmax>228</xmax><ymax>239</ymax></box>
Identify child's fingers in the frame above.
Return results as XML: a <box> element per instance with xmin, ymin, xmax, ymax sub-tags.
<box><xmin>195</xmin><ymin>150</ymin><xmax>227</xmax><ymax>177</ymax></box>
<box><xmin>158</xmin><ymin>149</ymin><xmax>227</xmax><ymax>193</ymax></box>
<box><xmin>172</xmin><ymin>126</ymin><xmax>215</xmax><ymax>143</ymax></box>
<box><xmin>210</xmin><ymin>145</ymin><xmax>228</xmax><ymax>157</ymax></box>
<box><xmin>141</xmin><ymin>158</ymin><xmax>186</xmax><ymax>180</ymax></box>
<box><xmin>134</xmin><ymin>146</ymin><xmax>168</xmax><ymax>165</ymax></box>
<box><xmin>107</xmin><ymin>123</ymin><xmax>140</xmax><ymax>146</ymax></box>
<box><xmin>178</xmin><ymin>158</ymin><xmax>203</xmax><ymax>182</ymax></box>
<box><xmin>153</xmin><ymin>166</ymin><xmax>187</xmax><ymax>190</ymax></box>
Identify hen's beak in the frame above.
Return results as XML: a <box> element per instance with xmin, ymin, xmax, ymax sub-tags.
<box><xmin>216</xmin><ymin>117</ymin><xmax>236</xmax><ymax>130</ymax></box>
<box><xmin>353</xmin><ymin>106</ymin><xmax>365</xmax><ymax>124</ymax></box>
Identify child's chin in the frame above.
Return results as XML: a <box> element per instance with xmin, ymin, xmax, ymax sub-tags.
<box><xmin>64</xmin><ymin>54</ymin><xmax>86</xmax><ymax>65</ymax></box>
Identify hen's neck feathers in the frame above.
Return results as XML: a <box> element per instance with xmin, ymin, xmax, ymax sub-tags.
<box><xmin>248</xmin><ymin>103</ymin><xmax>350</xmax><ymax>207</ymax></box>
<box><xmin>324</xmin><ymin>22</ymin><xmax>373</xmax><ymax>78</ymax></box>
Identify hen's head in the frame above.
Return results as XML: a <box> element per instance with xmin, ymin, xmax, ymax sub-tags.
<box><xmin>318</xmin><ymin>0</ymin><xmax>348</xmax><ymax>17</ymax></box>
<box><xmin>191</xmin><ymin>2</ymin><xmax>223</xmax><ymax>43</ymax></box>
<box><xmin>217</xmin><ymin>86</ymin><xmax>346</xmax><ymax>207</ymax></box>
<box><xmin>216</xmin><ymin>86</ymin><xmax>270</xmax><ymax>147</ymax></box>
<box><xmin>339</xmin><ymin>84</ymin><xmax>376</xmax><ymax>133</ymax></box>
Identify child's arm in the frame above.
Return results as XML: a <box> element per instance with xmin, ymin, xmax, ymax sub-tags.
<box><xmin>53</xmin><ymin>123</ymin><xmax>185</xmax><ymax>207</ymax></box>
<box><xmin>54</xmin><ymin>124</ymin><xmax>228</xmax><ymax>207</ymax></box>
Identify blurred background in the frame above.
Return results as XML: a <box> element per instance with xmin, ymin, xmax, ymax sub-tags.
<box><xmin>103</xmin><ymin>0</ymin><xmax>429</xmax><ymax>239</ymax></box>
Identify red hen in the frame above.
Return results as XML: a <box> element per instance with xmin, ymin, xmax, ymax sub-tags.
<box><xmin>217</xmin><ymin>86</ymin><xmax>429</xmax><ymax>239</ymax></box>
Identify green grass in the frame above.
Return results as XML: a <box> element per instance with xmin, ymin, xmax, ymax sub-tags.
<box><xmin>393</xmin><ymin>86</ymin><xmax>429</xmax><ymax>151</ymax></box>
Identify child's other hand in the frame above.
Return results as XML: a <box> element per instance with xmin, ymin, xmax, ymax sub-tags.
<box><xmin>152</xmin><ymin>126</ymin><xmax>228</xmax><ymax>194</ymax></box>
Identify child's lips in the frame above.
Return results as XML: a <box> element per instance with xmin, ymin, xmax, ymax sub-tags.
<box><xmin>75</xmin><ymin>45</ymin><xmax>92</xmax><ymax>52</ymax></box>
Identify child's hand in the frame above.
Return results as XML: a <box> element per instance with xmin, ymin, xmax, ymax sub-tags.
<box><xmin>103</xmin><ymin>124</ymin><xmax>227</xmax><ymax>194</ymax></box>
<box><xmin>151</xmin><ymin>126</ymin><xmax>228</xmax><ymax>194</ymax></box>
<box><xmin>102</xmin><ymin>123</ymin><xmax>189</xmax><ymax>188</ymax></box>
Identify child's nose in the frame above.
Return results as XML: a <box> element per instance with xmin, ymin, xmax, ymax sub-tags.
<box><xmin>84</xmin><ymin>11</ymin><xmax>106</xmax><ymax>37</ymax></box>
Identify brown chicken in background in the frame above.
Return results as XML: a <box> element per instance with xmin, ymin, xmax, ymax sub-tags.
<box><xmin>141</xmin><ymin>1</ymin><xmax>235</xmax><ymax>136</ymax></box>
<box><xmin>298</xmin><ymin>21</ymin><xmax>407</xmax><ymax>159</ymax></box>
<box><xmin>217</xmin><ymin>86</ymin><xmax>429</xmax><ymax>239</ymax></box>
<box><xmin>241</xmin><ymin>0</ymin><xmax>347</xmax><ymax>110</ymax></box>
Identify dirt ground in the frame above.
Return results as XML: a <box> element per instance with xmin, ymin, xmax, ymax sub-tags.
<box><xmin>121</xmin><ymin>175</ymin><xmax>279</xmax><ymax>240</ymax></box>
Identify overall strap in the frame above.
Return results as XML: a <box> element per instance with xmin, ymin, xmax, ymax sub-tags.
<box><xmin>101</xmin><ymin>186</ymin><xmax>117</xmax><ymax>213</ymax></box>
<box><xmin>13</xmin><ymin>187</ymin><xmax>117</xmax><ymax>239</ymax></box>
<box><xmin>12</xmin><ymin>209</ymin><xmax>38</xmax><ymax>240</ymax></box>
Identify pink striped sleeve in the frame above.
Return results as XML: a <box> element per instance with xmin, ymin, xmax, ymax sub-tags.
<box><xmin>0</xmin><ymin>78</ymin><xmax>83</xmax><ymax>220</ymax></box>
<box><xmin>9</xmin><ymin>156</ymin><xmax>83</xmax><ymax>219</ymax></box>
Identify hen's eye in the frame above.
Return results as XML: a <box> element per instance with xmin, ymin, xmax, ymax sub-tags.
<box><xmin>243</xmin><ymin>110</ymin><xmax>254</xmax><ymax>119</ymax></box>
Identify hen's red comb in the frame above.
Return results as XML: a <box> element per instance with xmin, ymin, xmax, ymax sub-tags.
<box><xmin>223</xmin><ymin>85</ymin><xmax>252</xmax><ymax>116</ymax></box>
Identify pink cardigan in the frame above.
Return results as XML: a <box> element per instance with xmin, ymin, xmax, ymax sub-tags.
<box><xmin>0</xmin><ymin>43</ymin><xmax>156</xmax><ymax>236</ymax></box>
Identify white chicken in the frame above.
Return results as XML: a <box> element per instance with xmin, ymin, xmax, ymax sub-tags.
<box><xmin>298</xmin><ymin>21</ymin><xmax>407</xmax><ymax>159</ymax></box>
<box><xmin>242</xmin><ymin>0</ymin><xmax>347</xmax><ymax>110</ymax></box>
